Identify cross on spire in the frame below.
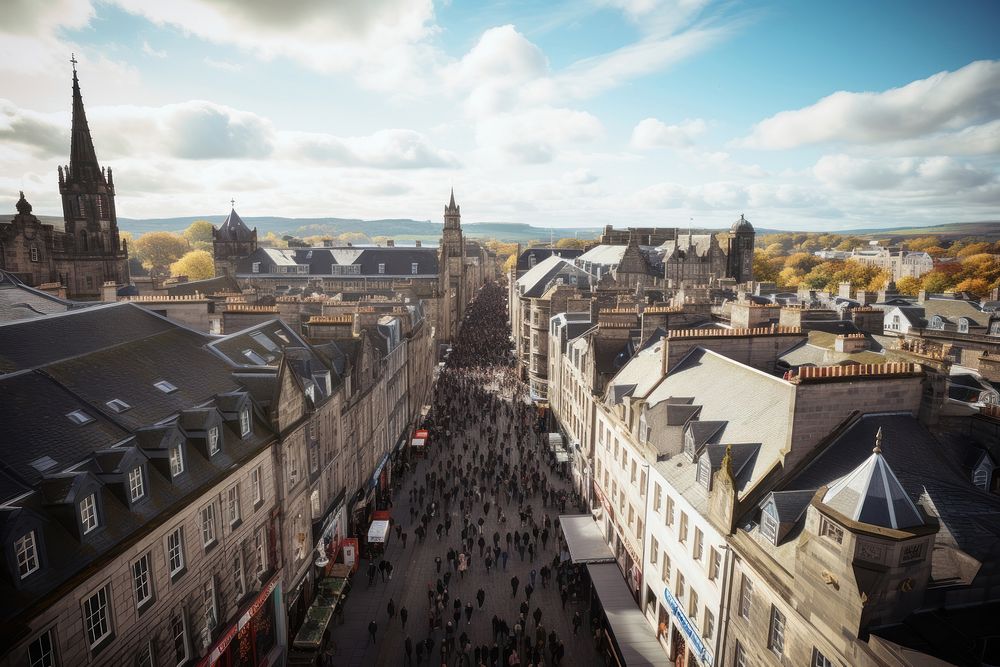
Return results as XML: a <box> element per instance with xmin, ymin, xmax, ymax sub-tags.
<box><xmin>230</xmin><ymin>198</ymin><xmax>235</xmax><ymax>208</ymax></box>
<box><xmin>70</xmin><ymin>53</ymin><xmax>77</xmax><ymax>73</ymax></box>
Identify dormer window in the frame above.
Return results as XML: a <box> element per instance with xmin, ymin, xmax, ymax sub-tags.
<box><xmin>697</xmin><ymin>456</ymin><xmax>711</xmax><ymax>489</ymax></box>
<box><xmin>759</xmin><ymin>503</ymin><xmax>778</xmax><ymax>545</ymax></box>
<box><xmin>67</xmin><ymin>410</ymin><xmax>94</xmax><ymax>426</ymax></box>
<box><xmin>684</xmin><ymin>428</ymin><xmax>696</xmax><ymax>459</ymax></box>
<box><xmin>411</xmin><ymin>262</ymin><xmax>419</xmax><ymax>274</ymax></box>
<box><xmin>14</xmin><ymin>531</ymin><xmax>39</xmax><ymax>578</ymax></box>
<box><xmin>154</xmin><ymin>380</ymin><xmax>178</xmax><ymax>394</ymax></box>
<box><xmin>639</xmin><ymin>414</ymin><xmax>648</xmax><ymax>444</ymax></box>
<box><xmin>128</xmin><ymin>466</ymin><xmax>145</xmax><ymax>502</ymax></box>
<box><xmin>106</xmin><ymin>398</ymin><xmax>131</xmax><ymax>413</ymax></box>
<box><xmin>168</xmin><ymin>445</ymin><xmax>184</xmax><ymax>477</ymax></box>
<box><xmin>80</xmin><ymin>493</ymin><xmax>99</xmax><ymax>534</ymax></box>
<box><xmin>958</xmin><ymin>318</ymin><xmax>970</xmax><ymax>334</ymax></box>
<box><xmin>240</xmin><ymin>409</ymin><xmax>251</xmax><ymax>437</ymax></box>
<box><xmin>252</xmin><ymin>262</ymin><xmax>260</xmax><ymax>273</ymax></box>
<box><xmin>208</xmin><ymin>427</ymin><xmax>221</xmax><ymax>456</ymax></box>
<box><xmin>378</xmin><ymin>263</ymin><xmax>385</xmax><ymax>274</ymax></box>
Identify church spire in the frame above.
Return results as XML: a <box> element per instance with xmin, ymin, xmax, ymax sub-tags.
<box><xmin>68</xmin><ymin>54</ymin><xmax>102</xmax><ymax>184</ymax></box>
<box><xmin>448</xmin><ymin>188</ymin><xmax>457</xmax><ymax>210</ymax></box>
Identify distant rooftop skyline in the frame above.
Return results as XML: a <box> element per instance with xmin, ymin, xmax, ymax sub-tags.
<box><xmin>1</xmin><ymin>0</ymin><xmax>998</xmax><ymax>230</ymax></box>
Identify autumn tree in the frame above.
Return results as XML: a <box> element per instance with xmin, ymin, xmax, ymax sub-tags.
<box><xmin>554</xmin><ymin>237</ymin><xmax>590</xmax><ymax>249</ymax></box>
<box><xmin>133</xmin><ymin>231</ymin><xmax>190</xmax><ymax>275</ymax></box>
<box><xmin>170</xmin><ymin>250</ymin><xmax>215</xmax><ymax>280</ymax></box>
<box><xmin>895</xmin><ymin>276</ymin><xmax>922</xmax><ymax>296</ymax></box>
<box><xmin>182</xmin><ymin>220</ymin><xmax>215</xmax><ymax>251</ymax></box>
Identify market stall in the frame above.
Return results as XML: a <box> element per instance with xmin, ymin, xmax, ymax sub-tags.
<box><xmin>367</xmin><ymin>519</ymin><xmax>390</xmax><ymax>544</ymax></box>
<box><xmin>289</xmin><ymin>565</ymin><xmax>353</xmax><ymax>659</ymax></box>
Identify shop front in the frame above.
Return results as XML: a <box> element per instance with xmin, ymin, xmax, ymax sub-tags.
<box><xmin>662</xmin><ymin>586</ymin><xmax>713</xmax><ymax>667</ymax></box>
<box><xmin>197</xmin><ymin>575</ymin><xmax>284</xmax><ymax>667</ymax></box>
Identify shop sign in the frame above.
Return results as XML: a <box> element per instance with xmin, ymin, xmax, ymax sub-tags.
<box><xmin>370</xmin><ymin>452</ymin><xmax>390</xmax><ymax>488</ymax></box>
<box><xmin>662</xmin><ymin>586</ymin><xmax>713</xmax><ymax>666</ymax></box>
<box><xmin>342</xmin><ymin>538</ymin><xmax>359</xmax><ymax>571</ymax></box>
<box><xmin>198</xmin><ymin>575</ymin><xmax>279</xmax><ymax>667</ymax></box>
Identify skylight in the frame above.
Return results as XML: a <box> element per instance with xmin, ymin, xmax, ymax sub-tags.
<box><xmin>250</xmin><ymin>331</ymin><xmax>278</xmax><ymax>352</ymax></box>
<box><xmin>154</xmin><ymin>380</ymin><xmax>178</xmax><ymax>393</ymax></box>
<box><xmin>243</xmin><ymin>349</ymin><xmax>267</xmax><ymax>365</ymax></box>
<box><xmin>66</xmin><ymin>410</ymin><xmax>94</xmax><ymax>425</ymax></box>
<box><xmin>106</xmin><ymin>398</ymin><xmax>131</xmax><ymax>413</ymax></box>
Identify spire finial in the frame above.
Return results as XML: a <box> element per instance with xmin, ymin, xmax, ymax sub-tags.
<box><xmin>873</xmin><ymin>426</ymin><xmax>883</xmax><ymax>454</ymax></box>
<box><xmin>231</xmin><ymin>197</ymin><xmax>235</xmax><ymax>209</ymax></box>
<box><xmin>70</xmin><ymin>53</ymin><xmax>77</xmax><ymax>74</ymax></box>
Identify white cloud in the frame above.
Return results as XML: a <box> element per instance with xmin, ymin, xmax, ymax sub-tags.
<box><xmin>740</xmin><ymin>60</ymin><xmax>1000</xmax><ymax>150</ymax></box>
<box><xmin>814</xmin><ymin>154</ymin><xmax>997</xmax><ymax>194</ymax></box>
<box><xmin>631</xmin><ymin>117</ymin><xmax>705</xmax><ymax>148</ymax></box>
<box><xmin>285</xmin><ymin>128</ymin><xmax>458</xmax><ymax>169</ymax></box>
<box><xmin>475</xmin><ymin>107</ymin><xmax>603</xmax><ymax>164</ymax></box>
<box><xmin>562</xmin><ymin>168</ymin><xmax>598</xmax><ymax>185</ymax></box>
<box><xmin>203</xmin><ymin>57</ymin><xmax>242</xmax><ymax>72</ymax></box>
<box><xmin>141</xmin><ymin>40</ymin><xmax>166</xmax><ymax>58</ymax></box>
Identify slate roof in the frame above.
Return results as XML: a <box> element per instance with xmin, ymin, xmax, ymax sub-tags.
<box><xmin>515</xmin><ymin>255</ymin><xmax>592</xmax><ymax>298</ymax></box>
<box><xmin>762</xmin><ymin>489</ymin><xmax>815</xmax><ymax>523</ymax></box>
<box><xmin>0</xmin><ymin>270</ymin><xmax>87</xmax><ymax>322</ymax></box>
<box><xmin>659</xmin><ymin>234</ymin><xmax>716</xmax><ymax>259</ymax></box>
<box><xmin>165</xmin><ymin>274</ymin><xmax>241</xmax><ymax>296</ymax></box>
<box><xmin>236</xmin><ymin>246</ymin><xmax>440</xmax><ymax>277</ymax></box>
<box><xmin>515</xmin><ymin>247</ymin><xmax>584</xmax><ymax>271</ymax></box>
<box><xmin>921</xmin><ymin>298</ymin><xmax>987</xmax><ymax>323</ymax></box>
<box><xmin>215</xmin><ymin>207</ymin><xmax>255</xmax><ymax>241</ymax></box>
<box><xmin>0</xmin><ymin>303</ymin><xmax>179</xmax><ymax>374</ymax></box>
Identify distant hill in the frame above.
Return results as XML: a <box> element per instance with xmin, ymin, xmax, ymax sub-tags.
<box><xmin>33</xmin><ymin>214</ymin><xmax>1000</xmax><ymax>244</ymax></box>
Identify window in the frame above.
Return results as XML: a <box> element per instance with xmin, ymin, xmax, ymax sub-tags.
<box><xmin>411</xmin><ymin>262</ymin><xmax>421</xmax><ymax>274</ymax></box>
<box><xmin>630</xmin><ymin>460</ymin><xmax>637</xmax><ymax>484</ymax></box>
<box><xmin>812</xmin><ymin>648</ymin><xmax>833</xmax><ymax>667</ymax></box>
<box><xmin>27</xmin><ymin>630</ymin><xmax>55</xmax><ymax>667</ymax></box>
<box><xmin>240</xmin><ymin>409</ymin><xmax>251</xmax><ymax>437</ymax></box>
<box><xmin>169</xmin><ymin>445</ymin><xmax>184</xmax><ymax>477</ymax></box>
<box><xmin>661</xmin><ymin>552</ymin><xmax>670</xmax><ymax>582</ymax></box>
<box><xmin>653</xmin><ymin>484</ymin><xmax>662</xmax><ymax>513</ymax></box>
<box><xmin>665</xmin><ymin>496</ymin><xmax>674</xmax><ymax>526</ymax></box>
<box><xmin>132</xmin><ymin>552</ymin><xmax>154</xmax><ymax>610</ymax></box>
<box><xmin>171</xmin><ymin>612</ymin><xmax>189</xmax><ymax>666</ymax></box>
<box><xmin>106</xmin><ymin>398</ymin><xmax>131</xmax><ymax>413</ymax></box>
<box><xmin>679</xmin><ymin>512</ymin><xmax>688</xmax><ymax>543</ymax></box>
<box><xmin>201</xmin><ymin>505</ymin><xmax>217</xmax><ymax>547</ymax></box>
<box><xmin>228</xmin><ymin>485</ymin><xmax>242</xmax><ymax>526</ymax></box>
<box><xmin>243</xmin><ymin>349</ymin><xmax>266</xmax><ymax>364</ymax></box>
<box><xmin>66</xmin><ymin>409</ymin><xmax>94</xmax><ymax>425</ymax></box>
<box><xmin>768</xmin><ymin>605</ymin><xmax>786</xmax><ymax>655</ymax></box>
<box><xmin>738</xmin><ymin>574</ymin><xmax>753</xmax><ymax>620</ymax></box>
<box><xmin>80</xmin><ymin>493</ymin><xmax>99</xmax><ymax>534</ymax></box>
<box><xmin>255</xmin><ymin>528</ymin><xmax>268</xmax><ymax>576</ymax></box>
<box><xmin>650</xmin><ymin>537</ymin><xmax>659</xmax><ymax>564</ymax></box>
<box><xmin>709</xmin><ymin>547</ymin><xmax>722</xmax><ymax>581</ymax></box>
<box><xmin>154</xmin><ymin>380</ymin><xmax>178</xmax><ymax>393</ymax></box>
<box><xmin>128</xmin><ymin>466</ymin><xmax>145</xmax><ymax>502</ymax></box>
<box><xmin>689</xmin><ymin>588</ymin><xmax>699</xmax><ymax>621</ymax></box>
<box><xmin>252</xmin><ymin>262</ymin><xmax>260</xmax><ymax>274</ymax></box>
<box><xmin>703</xmin><ymin>609</ymin><xmax>714</xmax><ymax>640</ymax></box>
<box><xmin>378</xmin><ymin>263</ymin><xmax>385</xmax><ymax>274</ymax></box>
<box><xmin>760</xmin><ymin>506</ymin><xmax>778</xmax><ymax>545</ymax></box>
<box><xmin>734</xmin><ymin>641</ymin><xmax>747</xmax><ymax>667</ymax></box>
<box><xmin>203</xmin><ymin>578</ymin><xmax>217</xmax><ymax>629</ymax></box>
<box><xmin>136</xmin><ymin>642</ymin><xmax>154</xmax><ymax>667</ymax></box>
<box><xmin>15</xmin><ymin>531</ymin><xmax>39</xmax><ymax>578</ymax></box>
<box><xmin>252</xmin><ymin>467</ymin><xmax>263</xmax><ymax>506</ymax></box>
<box><xmin>820</xmin><ymin>516</ymin><xmax>844</xmax><ymax>544</ymax></box>
<box><xmin>697</xmin><ymin>457</ymin><xmax>711</xmax><ymax>488</ymax></box>
<box><xmin>30</xmin><ymin>245</ymin><xmax>40</xmax><ymax>262</ymax></box>
<box><xmin>167</xmin><ymin>528</ymin><xmax>186</xmax><ymax>576</ymax></box>
<box><xmin>693</xmin><ymin>528</ymin><xmax>703</xmax><ymax>561</ymax></box>
<box><xmin>233</xmin><ymin>551</ymin><xmax>246</xmax><ymax>599</ymax></box>
<box><xmin>208</xmin><ymin>427</ymin><xmax>220</xmax><ymax>456</ymax></box>
<box><xmin>83</xmin><ymin>585</ymin><xmax>113</xmax><ymax>648</ymax></box>
<box><xmin>675</xmin><ymin>573</ymin><xmax>685</xmax><ymax>603</ymax></box>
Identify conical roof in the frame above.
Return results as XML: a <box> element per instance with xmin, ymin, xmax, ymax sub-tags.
<box><xmin>219</xmin><ymin>207</ymin><xmax>253</xmax><ymax>240</ymax></box>
<box><xmin>69</xmin><ymin>65</ymin><xmax>103</xmax><ymax>184</ymax></box>
<box><xmin>822</xmin><ymin>428</ymin><xmax>922</xmax><ymax>529</ymax></box>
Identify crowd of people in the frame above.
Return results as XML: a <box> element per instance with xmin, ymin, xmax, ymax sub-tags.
<box><xmin>363</xmin><ymin>281</ymin><xmax>598</xmax><ymax>667</ymax></box>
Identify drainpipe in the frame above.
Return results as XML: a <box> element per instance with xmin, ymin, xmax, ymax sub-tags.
<box><xmin>716</xmin><ymin>544</ymin><xmax>736</xmax><ymax>667</ymax></box>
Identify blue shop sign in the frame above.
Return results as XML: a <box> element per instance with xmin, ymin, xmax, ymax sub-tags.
<box><xmin>663</xmin><ymin>586</ymin><xmax>713</xmax><ymax>666</ymax></box>
<box><xmin>370</xmin><ymin>452</ymin><xmax>390</xmax><ymax>488</ymax></box>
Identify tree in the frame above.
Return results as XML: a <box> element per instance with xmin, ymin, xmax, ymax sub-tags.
<box><xmin>783</xmin><ymin>252</ymin><xmax>820</xmax><ymax>273</ymax></box>
<box><xmin>895</xmin><ymin>276</ymin><xmax>922</xmax><ymax>296</ymax></box>
<box><xmin>170</xmin><ymin>250</ymin><xmax>215</xmax><ymax>280</ymax></box>
<box><xmin>182</xmin><ymin>220</ymin><xmax>214</xmax><ymax>251</ymax></box>
<box><xmin>954</xmin><ymin>277</ymin><xmax>990</xmax><ymax>297</ymax></box>
<box><xmin>133</xmin><ymin>232</ymin><xmax>190</xmax><ymax>274</ymax></box>
<box><xmin>752</xmin><ymin>254</ymin><xmax>781</xmax><ymax>283</ymax></box>
<box><xmin>554</xmin><ymin>238</ymin><xmax>590</xmax><ymax>249</ymax></box>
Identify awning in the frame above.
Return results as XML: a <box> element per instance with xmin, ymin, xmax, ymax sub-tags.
<box><xmin>555</xmin><ymin>450</ymin><xmax>570</xmax><ymax>463</ymax></box>
<box><xmin>411</xmin><ymin>438</ymin><xmax>426</xmax><ymax>448</ymax></box>
<box><xmin>559</xmin><ymin>514</ymin><xmax>614</xmax><ymax>564</ymax></box>
<box><xmin>588</xmin><ymin>563</ymin><xmax>667</xmax><ymax>666</ymax></box>
<box><xmin>367</xmin><ymin>520</ymin><xmax>390</xmax><ymax>543</ymax></box>
<box><xmin>547</xmin><ymin>433</ymin><xmax>563</xmax><ymax>450</ymax></box>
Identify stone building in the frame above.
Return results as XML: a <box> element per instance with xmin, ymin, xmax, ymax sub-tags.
<box><xmin>0</xmin><ymin>65</ymin><xmax>129</xmax><ymax>298</ymax></box>
<box><xmin>212</xmin><ymin>207</ymin><xmax>258</xmax><ymax>278</ymax></box>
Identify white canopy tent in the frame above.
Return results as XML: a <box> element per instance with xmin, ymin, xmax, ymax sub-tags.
<box><xmin>411</xmin><ymin>437</ymin><xmax>426</xmax><ymax>449</ymax></box>
<box><xmin>588</xmin><ymin>563</ymin><xmax>668</xmax><ymax>666</ymax></box>
<box><xmin>367</xmin><ymin>519</ymin><xmax>390</xmax><ymax>543</ymax></box>
<box><xmin>559</xmin><ymin>514</ymin><xmax>615</xmax><ymax>564</ymax></box>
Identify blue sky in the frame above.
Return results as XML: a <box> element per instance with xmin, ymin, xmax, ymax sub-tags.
<box><xmin>0</xmin><ymin>0</ymin><xmax>997</xmax><ymax>230</ymax></box>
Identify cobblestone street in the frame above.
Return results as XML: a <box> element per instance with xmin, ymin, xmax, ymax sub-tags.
<box><xmin>327</xmin><ymin>283</ymin><xmax>602</xmax><ymax>666</ymax></box>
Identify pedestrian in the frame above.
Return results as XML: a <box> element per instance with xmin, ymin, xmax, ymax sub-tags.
<box><xmin>477</xmin><ymin>588</ymin><xmax>485</xmax><ymax>609</ymax></box>
<box><xmin>368</xmin><ymin>561</ymin><xmax>377</xmax><ymax>586</ymax></box>
<box><xmin>560</xmin><ymin>585</ymin><xmax>568</xmax><ymax>610</ymax></box>
<box><xmin>510</xmin><ymin>575</ymin><xmax>519</xmax><ymax>598</ymax></box>
<box><xmin>465</xmin><ymin>602</ymin><xmax>474</xmax><ymax>624</ymax></box>
<box><xmin>533</xmin><ymin>607</ymin><xmax>542</xmax><ymax>628</ymax></box>
<box><xmin>401</xmin><ymin>606</ymin><xmax>409</xmax><ymax>630</ymax></box>
<box><xmin>415</xmin><ymin>638</ymin><xmax>424</xmax><ymax>664</ymax></box>
<box><xmin>368</xmin><ymin>619</ymin><xmax>377</xmax><ymax>644</ymax></box>
<box><xmin>386</xmin><ymin>560</ymin><xmax>394</xmax><ymax>581</ymax></box>
<box><xmin>524</xmin><ymin>583</ymin><xmax>533</xmax><ymax>602</ymax></box>
<box><xmin>402</xmin><ymin>532</ymin><xmax>408</xmax><ymax>548</ymax></box>
<box><xmin>502</xmin><ymin>550</ymin><xmax>509</xmax><ymax>570</ymax></box>
<box><xmin>387</xmin><ymin>598</ymin><xmax>396</xmax><ymax>621</ymax></box>
<box><xmin>572</xmin><ymin>611</ymin><xmax>582</xmax><ymax>635</ymax></box>
<box><xmin>435</xmin><ymin>555</ymin><xmax>442</xmax><ymax>573</ymax></box>
<box><xmin>529</xmin><ymin>568</ymin><xmax>537</xmax><ymax>588</ymax></box>
<box><xmin>404</xmin><ymin>636</ymin><xmax>413</xmax><ymax>665</ymax></box>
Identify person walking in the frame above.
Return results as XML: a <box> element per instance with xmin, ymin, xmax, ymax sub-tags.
<box><xmin>510</xmin><ymin>575</ymin><xmax>519</xmax><ymax>598</ymax></box>
<box><xmin>434</xmin><ymin>555</ymin><xmax>442</xmax><ymax>573</ymax></box>
<box><xmin>401</xmin><ymin>606</ymin><xmax>409</xmax><ymax>630</ymax></box>
<box><xmin>476</xmin><ymin>588</ymin><xmax>485</xmax><ymax>609</ymax></box>
<box><xmin>572</xmin><ymin>611</ymin><xmax>582</xmax><ymax>636</ymax></box>
<box><xmin>404</xmin><ymin>636</ymin><xmax>413</xmax><ymax>665</ymax></box>
<box><xmin>387</xmin><ymin>598</ymin><xmax>396</xmax><ymax>621</ymax></box>
<box><xmin>532</xmin><ymin>607</ymin><xmax>542</xmax><ymax>628</ymax></box>
<box><xmin>464</xmin><ymin>602</ymin><xmax>474</xmax><ymax>625</ymax></box>
<box><xmin>368</xmin><ymin>619</ymin><xmax>377</xmax><ymax>644</ymax></box>
<box><xmin>529</xmin><ymin>568</ymin><xmax>537</xmax><ymax>588</ymax></box>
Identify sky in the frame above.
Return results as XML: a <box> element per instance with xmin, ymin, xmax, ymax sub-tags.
<box><xmin>0</xmin><ymin>0</ymin><xmax>998</xmax><ymax>231</ymax></box>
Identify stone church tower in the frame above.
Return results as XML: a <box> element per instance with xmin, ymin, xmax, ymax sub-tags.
<box><xmin>212</xmin><ymin>205</ymin><xmax>257</xmax><ymax>277</ymax></box>
<box><xmin>438</xmin><ymin>189</ymin><xmax>466</xmax><ymax>344</ymax></box>
<box><xmin>0</xmin><ymin>60</ymin><xmax>129</xmax><ymax>298</ymax></box>
<box><xmin>726</xmin><ymin>214</ymin><xmax>755</xmax><ymax>283</ymax></box>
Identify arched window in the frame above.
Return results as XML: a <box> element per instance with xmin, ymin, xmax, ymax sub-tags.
<box><xmin>77</xmin><ymin>195</ymin><xmax>86</xmax><ymax>217</ymax></box>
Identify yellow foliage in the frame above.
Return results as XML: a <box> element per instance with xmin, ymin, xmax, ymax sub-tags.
<box><xmin>170</xmin><ymin>250</ymin><xmax>215</xmax><ymax>280</ymax></box>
